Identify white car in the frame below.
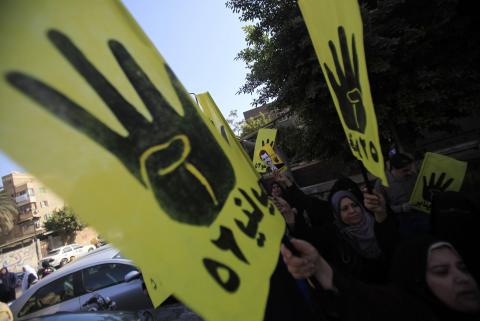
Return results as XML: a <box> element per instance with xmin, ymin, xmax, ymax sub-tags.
<box><xmin>40</xmin><ymin>244</ymin><xmax>96</xmax><ymax>268</ymax></box>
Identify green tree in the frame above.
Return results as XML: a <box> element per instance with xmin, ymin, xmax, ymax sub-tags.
<box><xmin>0</xmin><ymin>190</ymin><xmax>16</xmax><ymax>235</ymax></box>
<box><xmin>227</xmin><ymin>0</ymin><xmax>480</xmax><ymax>159</ymax></box>
<box><xmin>44</xmin><ymin>206</ymin><xmax>84</xmax><ymax>244</ymax></box>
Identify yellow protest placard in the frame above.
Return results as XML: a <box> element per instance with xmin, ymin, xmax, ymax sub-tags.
<box><xmin>298</xmin><ymin>0</ymin><xmax>388</xmax><ymax>186</ymax></box>
<box><xmin>409</xmin><ymin>153</ymin><xmax>467</xmax><ymax>213</ymax></box>
<box><xmin>0</xmin><ymin>2</ymin><xmax>285</xmax><ymax>321</ymax></box>
<box><xmin>252</xmin><ymin>128</ymin><xmax>285</xmax><ymax>173</ymax></box>
<box><xmin>195</xmin><ymin>92</ymin><xmax>259</xmax><ymax>178</ymax></box>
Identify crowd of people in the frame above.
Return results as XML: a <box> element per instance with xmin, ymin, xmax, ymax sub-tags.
<box><xmin>265</xmin><ymin>152</ymin><xmax>480</xmax><ymax>321</ymax></box>
<box><xmin>0</xmin><ymin>262</ymin><xmax>50</xmax><ymax>304</ymax></box>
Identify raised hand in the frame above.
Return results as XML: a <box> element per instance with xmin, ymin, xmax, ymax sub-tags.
<box><xmin>324</xmin><ymin>26</ymin><xmax>366</xmax><ymax>133</ymax></box>
<box><xmin>363</xmin><ymin>190</ymin><xmax>387</xmax><ymax>222</ymax></box>
<box><xmin>6</xmin><ymin>29</ymin><xmax>236</xmax><ymax>226</ymax></box>
<box><xmin>272</xmin><ymin>196</ymin><xmax>295</xmax><ymax>226</ymax></box>
<box><xmin>422</xmin><ymin>172</ymin><xmax>453</xmax><ymax>202</ymax></box>
<box><xmin>280</xmin><ymin>239</ymin><xmax>335</xmax><ymax>290</ymax></box>
<box><xmin>272</xmin><ymin>170</ymin><xmax>292</xmax><ymax>188</ymax></box>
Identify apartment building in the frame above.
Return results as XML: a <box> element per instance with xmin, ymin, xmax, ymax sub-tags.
<box><xmin>1</xmin><ymin>171</ymin><xmax>64</xmax><ymax>244</ymax></box>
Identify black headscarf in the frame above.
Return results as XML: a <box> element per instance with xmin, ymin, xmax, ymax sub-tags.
<box><xmin>328</xmin><ymin>176</ymin><xmax>364</xmax><ymax>206</ymax></box>
<box><xmin>431</xmin><ymin>191</ymin><xmax>480</xmax><ymax>282</ymax></box>
<box><xmin>390</xmin><ymin>235</ymin><xmax>480</xmax><ymax>321</ymax></box>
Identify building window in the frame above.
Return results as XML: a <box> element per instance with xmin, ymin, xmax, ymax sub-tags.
<box><xmin>83</xmin><ymin>264</ymin><xmax>135</xmax><ymax>292</ymax></box>
<box><xmin>28</xmin><ymin>188</ymin><xmax>35</xmax><ymax>196</ymax></box>
<box><xmin>39</xmin><ymin>187</ymin><xmax>47</xmax><ymax>193</ymax></box>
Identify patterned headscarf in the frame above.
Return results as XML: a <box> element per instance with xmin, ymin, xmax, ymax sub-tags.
<box><xmin>331</xmin><ymin>191</ymin><xmax>381</xmax><ymax>259</ymax></box>
<box><xmin>21</xmin><ymin>264</ymin><xmax>38</xmax><ymax>291</ymax></box>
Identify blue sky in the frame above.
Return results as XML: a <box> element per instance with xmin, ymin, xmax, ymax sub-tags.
<box><xmin>0</xmin><ymin>1</ymin><xmax>254</xmax><ymax>179</ymax></box>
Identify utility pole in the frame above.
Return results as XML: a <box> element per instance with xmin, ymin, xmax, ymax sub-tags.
<box><xmin>33</xmin><ymin>217</ymin><xmax>40</xmax><ymax>262</ymax></box>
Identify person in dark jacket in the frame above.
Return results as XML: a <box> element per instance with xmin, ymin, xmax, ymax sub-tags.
<box><xmin>374</xmin><ymin>153</ymin><xmax>430</xmax><ymax>238</ymax></box>
<box><xmin>312</xmin><ymin>190</ymin><xmax>392</xmax><ymax>283</ymax></box>
<box><xmin>37</xmin><ymin>260</ymin><xmax>56</xmax><ymax>279</ymax></box>
<box><xmin>281</xmin><ymin>235</ymin><xmax>480</xmax><ymax>321</ymax></box>
<box><xmin>0</xmin><ymin>265</ymin><xmax>17</xmax><ymax>303</ymax></box>
<box><xmin>276</xmin><ymin>188</ymin><xmax>394</xmax><ymax>284</ymax></box>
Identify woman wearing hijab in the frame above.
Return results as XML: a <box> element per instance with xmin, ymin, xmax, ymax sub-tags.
<box><xmin>307</xmin><ymin>190</ymin><xmax>393</xmax><ymax>283</ymax></box>
<box><xmin>0</xmin><ymin>265</ymin><xmax>16</xmax><ymax>303</ymax></box>
<box><xmin>281</xmin><ymin>235</ymin><xmax>480</xmax><ymax>321</ymax></box>
<box><xmin>21</xmin><ymin>265</ymin><xmax>38</xmax><ymax>292</ymax></box>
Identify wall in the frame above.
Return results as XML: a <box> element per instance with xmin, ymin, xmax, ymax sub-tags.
<box><xmin>0</xmin><ymin>241</ymin><xmax>38</xmax><ymax>272</ymax></box>
<box><xmin>74</xmin><ymin>227</ymin><xmax>98</xmax><ymax>246</ymax></box>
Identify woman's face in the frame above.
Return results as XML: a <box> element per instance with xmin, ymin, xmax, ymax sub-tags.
<box><xmin>426</xmin><ymin>246</ymin><xmax>480</xmax><ymax>313</ymax></box>
<box><xmin>271</xmin><ymin>184</ymin><xmax>282</xmax><ymax>197</ymax></box>
<box><xmin>339</xmin><ymin>197</ymin><xmax>362</xmax><ymax>225</ymax></box>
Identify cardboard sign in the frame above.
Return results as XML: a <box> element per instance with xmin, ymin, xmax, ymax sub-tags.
<box><xmin>298</xmin><ymin>0</ymin><xmax>388</xmax><ymax>185</ymax></box>
<box><xmin>409</xmin><ymin>153</ymin><xmax>467</xmax><ymax>213</ymax></box>
<box><xmin>0</xmin><ymin>2</ymin><xmax>285</xmax><ymax>321</ymax></box>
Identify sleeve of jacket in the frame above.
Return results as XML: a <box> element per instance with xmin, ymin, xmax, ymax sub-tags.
<box><xmin>374</xmin><ymin>208</ymin><xmax>400</xmax><ymax>259</ymax></box>
<box><xmin>284</xmin><ymin>184</ymin><xmax>333</xmax><ymax>227</ymax></box>
<box><xmin>323</xmin><ymin>271</ymin><xmax>420</xmax><ymax>321</ymax></box>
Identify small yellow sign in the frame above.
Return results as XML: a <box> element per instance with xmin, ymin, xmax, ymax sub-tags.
<box><xmin>252</xmin><ymin>128</ymin><xmax>285</xmax><ymax>173</ymax></box>
<box><xmin>409</xmin><ymin>153</ymin><xmax>467</xmax><ymax>213</ymax></box>
<box><xmin>0</xmin><ymin>2</ymin><xmax>284</xmax><ymax>321</ymax></box>
<box><xmin>298</xmin><ymin>0</ymin><xmax>388</xmax><ymax>186</ymax></box>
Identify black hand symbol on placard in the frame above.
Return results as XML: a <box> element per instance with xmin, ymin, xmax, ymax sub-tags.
<box><xmin>261</xmin><ymin>139</ymin><xmax>274</xmax><ymax>148</ymax></box>
<box><xmin>422</xmin><ymin>172</ymin><xmax>453</xmax><ymax>202</ymax></box>
<box><xmin>6</xmin><ymin>29</ymin><xmax>235</xmax><ymax>226</ymax></box>
<box><xmin>324</xmin><ymin>26</ymin><xmax>366</xmax><ymax>133</ymax></box>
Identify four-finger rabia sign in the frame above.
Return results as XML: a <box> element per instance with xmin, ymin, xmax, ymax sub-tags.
<box><xmin>253</xmin><ymin>128</ymin><xmax>286</xmax><ymax>174</ymax></box>
<box><xmin>298</xmin><ymin>0</ymin><xmax>388</xmax><ymax>186</ymax></box>
<box><xmin>0</xmin><ymin>2</ymin><xmax>285</xmax><ymax>321</ymax></box>
<box><xmin>409</xmin><ymin>152</ymin><xmax>467</xmax><ymax>213</ymax></box>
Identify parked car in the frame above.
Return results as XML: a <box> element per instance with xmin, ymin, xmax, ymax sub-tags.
<box><xmin>10</xmin><ymin>245</ymin><xmax>154</xmax><ymax>320</ymax></box>
<box><xmin>39</xmin><ymin>244</ymin><xmax>96</xmax><ymax>269</ymax></box>
<box><xmin>23</xmin><ymin>310</ymin><xmax>152</xmax><ymax>321</ymax></box>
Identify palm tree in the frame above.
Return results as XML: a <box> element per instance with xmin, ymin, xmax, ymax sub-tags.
<box><xmin>0</xmin><ymin>190</ymin><xmax>17</xmax><ymax>235</ymax></box>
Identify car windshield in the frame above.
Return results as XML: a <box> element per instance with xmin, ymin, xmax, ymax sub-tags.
<box><xmin>47</xmin><ymin>249</ymin><xmax>60</xmax><ymax>256</ymax></box>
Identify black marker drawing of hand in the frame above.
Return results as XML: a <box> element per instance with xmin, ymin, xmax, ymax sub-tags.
<box><xmin>422</xmin><ymin>172</ymin><xmax>453</xmax><ymax>202</ymax></box>
<box><xmin>324</xmin><ymin>26</ymin><xmax>366</xmax><ymax>133</ymax></box>
<box><xmin>6</xmin><ymin>29</ymin><xmax>235</xmax><ymax>226</ymax></box>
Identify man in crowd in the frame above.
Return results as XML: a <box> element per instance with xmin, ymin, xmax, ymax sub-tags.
<box><xmin>375</xmin><ymin>153</ymin><xmax>430</xmax><ymax>238</ymax></box>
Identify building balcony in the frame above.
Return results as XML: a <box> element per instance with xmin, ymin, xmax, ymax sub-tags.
<box><xmin>15</xmin><ymin>193</ymin><xmax>36</xmax><ymax>206</ymax></box>
<box><xmin>18</xmin><ymin>210</ymin><xmax>41</xmax><ymax>223</ymax></box>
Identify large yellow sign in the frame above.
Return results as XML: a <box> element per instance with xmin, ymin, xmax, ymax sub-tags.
<box><xmin>410</xmin><ymin>153</ymin><xmax>467</xmax><ymax>213</ymax></box>
<box><xmin>0</xmin><ymin>2</ymin><xmax>284</xmax><ymax>321</ymax></box>
<box><xmin>298</xmin><ymin>0</ymin><xmax>388</xmax><ymax>185</ymax></box>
